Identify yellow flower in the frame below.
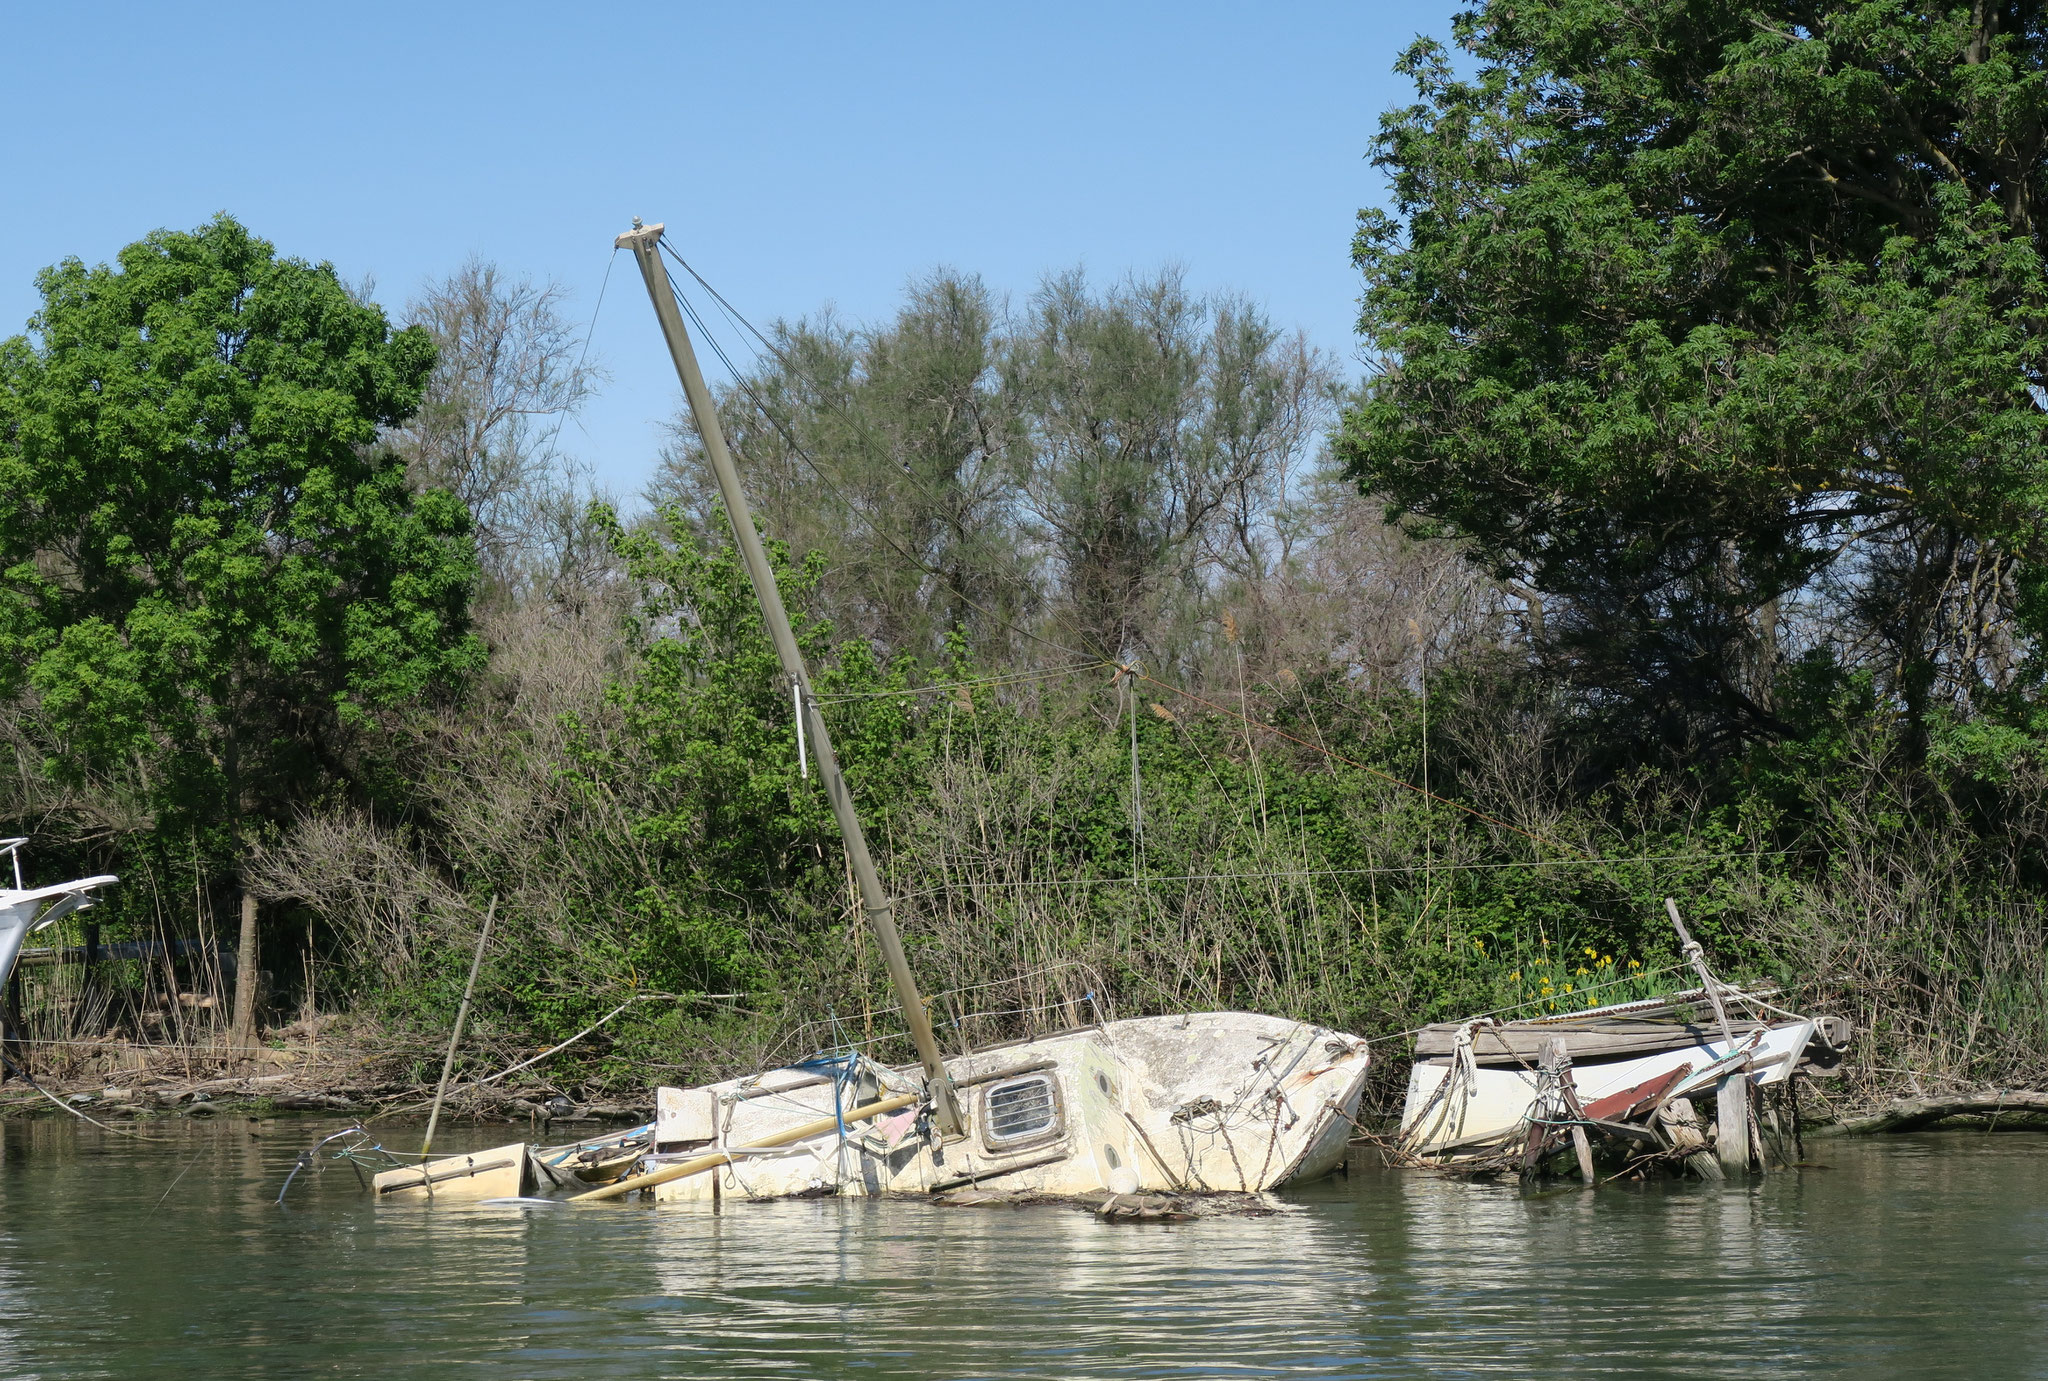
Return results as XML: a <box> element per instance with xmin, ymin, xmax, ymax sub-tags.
<box><xmin>1508</xmin><ymin>971</ymin><xmax>1521</xmax><ymax>982</ymax></box>
<box><xmin>1563</xmin><ymin>983</ymin><xmax>1574</xmax><ymax>993</ymax></box>
<box><xmin>1586</xmin><ymin>994</ymin><xmax>1597</xmax><ymax>1007</ymax></box>
<box><xmin>1575</xmin><ymin>966</ymin><xmax>1589</xmax><ymax>977</ymax></box>
<box><xmin>1601</xmin><ymin>955</ymin><xmax>1613</xmax><ymax>966</ymax></box>
<box><xmin>1584</xmin><ymin>947</ymin><xmax>1597</xmax><ymax>958</ymax></box>
<box><xmin>1628</xmin><ymin>959</ymin><xmax>1640</xmax><ymax>969</ymax></box>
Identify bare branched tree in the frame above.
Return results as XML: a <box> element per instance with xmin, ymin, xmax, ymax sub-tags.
<box><xmin>394</xmin><ymin>259</ymin><xmax>607</xmax><ymax>595</ymax></box>
<box><xmin>651</xmin><ymin>272</ymin><xmax>1038</xmax><ymax>659</ymax></box>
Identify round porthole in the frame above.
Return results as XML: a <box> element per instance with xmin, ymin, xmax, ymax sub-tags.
<box><xmin>1095</xmin><ymin>1071</ymin><xmax>1113</xmax><ymax>1096</ymax></box>
<box><xmin>1102</xmin><ymin>1144</ymin><xmax>1122</xmax><ymax>1170</ymax></box>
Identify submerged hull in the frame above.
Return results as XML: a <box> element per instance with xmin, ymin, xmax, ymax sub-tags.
<box><xmin>1399</xmin><ymin>1013</ymin><xmax>1816</xmax><ymax>1157</ymax></box>
<box><xmin>372</xmin><ymin>1141</ymin><xmax>536</xmax><ymax>1201</ymax></box>
<box><xmin>647</xmin><ymin>1012</ymin><xmax>1370</xmax><ymax>1204</ymax></box>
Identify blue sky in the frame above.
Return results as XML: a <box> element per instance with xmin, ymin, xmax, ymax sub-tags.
<box><xmin>3</xmin><ymin>1</ymin><xmax>1458</xmax><ymax>500</ymax></box>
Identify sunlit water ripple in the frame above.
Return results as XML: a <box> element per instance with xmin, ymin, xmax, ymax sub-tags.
<box><xmin>1</xmin><ymin>1115</ymin><xmax>2044</xmax><ymax>1378</ymax></box>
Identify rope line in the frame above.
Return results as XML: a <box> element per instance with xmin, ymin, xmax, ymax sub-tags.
<box><xmin>812</xmin><ymin>662</ymin><xmax>1100</xmax><ymax>704</ymax></box>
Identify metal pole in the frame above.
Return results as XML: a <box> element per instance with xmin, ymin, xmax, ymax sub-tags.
<box><xmin>1665</xmin><ymin>897</ymin><xmax>1749</xmax><ymax>1174</ymax></box>
<box><xmin>614</xmin><ymin>222</ymin><xmax>964</xmax><ymax>1135</ymax></box>
<box><xmin>1663</xmin><ymin>897</ymin><xmax>1736</xmax><ymax>1046</ymax></box>
<box><xmin>422</xmin><ymin>895</ymin><xmax>497</xmax><ymax>1161</ymax></box>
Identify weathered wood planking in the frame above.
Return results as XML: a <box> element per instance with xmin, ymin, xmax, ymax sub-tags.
<box><xmin>372</xmin><ymin>1142</ymin><xmax>534</xmax><ymax>1201</ymax></box>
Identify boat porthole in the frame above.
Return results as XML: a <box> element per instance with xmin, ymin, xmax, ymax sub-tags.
<box><xmin>1095</xmin><ymin>1071</ymin><xmax>1113</xmax><ymax>1096</ymax></box>
<box><xmin>1102</xmin><ymin>1144</ymin><xmax>1122</xmax><ymax>1170</ymax></box>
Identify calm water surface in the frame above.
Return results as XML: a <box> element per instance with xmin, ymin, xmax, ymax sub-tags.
<box><xmin>1</xmin><ymin>1113</ymin><xmax>2044</xmax><ymax>1379</ymax></box>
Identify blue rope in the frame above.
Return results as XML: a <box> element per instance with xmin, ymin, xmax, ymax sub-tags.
<box><xmin>792</xmin><ymin>1050</ymin><xmax>860</xmax><ymax>1145</ymax></box>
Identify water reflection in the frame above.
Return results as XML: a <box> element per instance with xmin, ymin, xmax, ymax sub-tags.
<box><xmin>0</xmin><ymin>1117</ymin><xmax>2044</xmax><ymax>1378</ymax></box>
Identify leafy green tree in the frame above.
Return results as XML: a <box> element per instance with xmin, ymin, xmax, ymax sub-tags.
<box><xmin>1338</xmin><ymin>0</ymin><xmax>2048</xmax><ymax>758</ymax></box>
<box><xmin>574</xmin><ymin>502</ymin><xmax>924</xmax><ymax>997</ymax></box>
<box><xmin>0</xmin><ymin>215</ymin><xmax>481</xmax><ymax>1041</ymax></box>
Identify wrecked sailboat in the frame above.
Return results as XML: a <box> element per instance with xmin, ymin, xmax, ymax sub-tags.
<box><xmin>372</xmin><ymin>223</ymin><xmax>1375</xmax><ymax>1210</ymax></box>
<box><xmin>600</xmin><ymin>1012</ymin><xmax>1368</xmax><ymax>1204</ymax></box>
<box><xmin>1397</xmin><ymin>989</ymin><xmax>1850</xmax><ymax>1161</ymax></box>
<box><xmin>368</xmin><ymin>1013</ymin><xmax>1371</xmax><ymax>1206</ymax></box>
<box><xmin>1395</xmin><ymin>902</ymin><xmax>1852</xmax><ymax>1177</ymax></box>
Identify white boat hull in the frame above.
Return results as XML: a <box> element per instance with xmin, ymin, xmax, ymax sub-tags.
<box><xmin>1399</xmin><ymin>1018</ymin><xmax>1815</xmax><ymax>1156</ymax></box>
<box><xmin>648</xmin><ymin>1012</ymin><xmax>1370</xmax><ymax>1204</ymax></box>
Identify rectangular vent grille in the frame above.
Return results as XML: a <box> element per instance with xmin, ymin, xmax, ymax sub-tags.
<box><xmin>985</xmin><ymin>1075</ymin><xmax>1058</xmax><ymax>1144</ymax></box>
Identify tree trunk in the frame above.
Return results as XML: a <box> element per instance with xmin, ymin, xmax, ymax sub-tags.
<box><xmin>1817</xmin><ymin>1091</ymin><xmax>2048</xmax><ymax>1136</ymax></box>
<box><xmin>230</xmin><ymin>889</ymin><xmax>259</xmax><ymax>1049</ymax></box>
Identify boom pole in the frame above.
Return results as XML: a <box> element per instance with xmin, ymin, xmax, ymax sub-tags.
<box><xmin>615</xmin><ymin>221</ymin><xmax>963</xmax><ymax>1135</ymax></box>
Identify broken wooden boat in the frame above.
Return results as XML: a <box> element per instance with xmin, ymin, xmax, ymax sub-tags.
<box><xmin>574</xmin><ymin>1011</ymin><xmax>1368</xmax><ymax>1205</ymax></box>
<box><xmin>1398</xmin><ymin>989</ymin><xmax>1850</xmax><ymax>1159</ymax></box>
<box><xmin>1395</xmin><ymin>901</ymin><xmax>1852</xmax><ymax>1178</ymax></box>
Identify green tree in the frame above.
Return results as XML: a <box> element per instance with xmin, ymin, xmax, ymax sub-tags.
<box><xmin>651</xmin><ymin>268</ymin><xmax>1333</xmax><ymax>668</ymax></box>
<box><xmin>574</xmin><ymin>502</ymin><xmax>923</xmax><ymax>997</ymax></box>
<box><xmin>0</xmin><ymin>215</ymin><xmax>481</xmax><ymax>1042</ymax></box>
<box><xmin>1338</xmin><ymin>0</ymin><xmax>2048</xmax><ymax>759</ymax></box>
<box><xmin>1013</xmin><ymin>269</ymin><xmax>1329</xmax><ymax>661</ymax></box>
<box><xmin>654</xmin><ymin>271</ymin><xmax>1035</xmax><ymax>661</ymax></box>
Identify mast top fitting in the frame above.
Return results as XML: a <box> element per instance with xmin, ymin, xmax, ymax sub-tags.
<box><xmin>615</xmin><ymin>220</ymin><xmax>665</xmax><ymax>250</ymax></box>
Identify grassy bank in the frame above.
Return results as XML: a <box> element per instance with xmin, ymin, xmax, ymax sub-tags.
<box><xmin>9</xmin><ymin>538</ymin><xmax>2044</xmax><ymax>1127</ymax></box>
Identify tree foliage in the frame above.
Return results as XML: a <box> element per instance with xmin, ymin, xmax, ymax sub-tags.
<box><xmin>0</xmin><ymin>215</ymin><xmax>480</xmax><ymax>860</ymax></box>
<box><xmin>565</xmin><ymin>502</ymin><xmax>925</xmax><ymax>995</ymax></box>
<box><xmin>654</xmin><ymin>267</ymin><xmax>1333</xmax><ymax>667</ymax></box>
<box><xmin>1338</xmin><ymin>0</ymin><xmax>2048</xmax><ymax>757</ymax></box>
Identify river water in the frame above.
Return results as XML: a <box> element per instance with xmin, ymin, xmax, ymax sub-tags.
<box><xmin>1</xmin><ymin>1113</ymin><xmax>2044</xmax><ymax>1379</ymax></box>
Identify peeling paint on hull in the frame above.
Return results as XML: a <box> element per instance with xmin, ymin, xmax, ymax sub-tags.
<box><xmin>646</xmin><ymin>1012</ymin><xmax>1370</xmax><ymax>1204</ymax></box>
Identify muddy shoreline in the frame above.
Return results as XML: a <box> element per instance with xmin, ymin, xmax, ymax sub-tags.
<box><xmin>0</xmin><ymin>1040</ymin><xmax>653</xmax><ymax>1129</ymax></box>
<box><xmin>6</xmin><ymin>1046</ymin><xmax>2043</xmax><ymax>1142</ymax></box>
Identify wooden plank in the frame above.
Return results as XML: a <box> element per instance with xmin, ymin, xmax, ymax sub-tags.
<box><xmin>1582</xmin><ymin>1064</ymin><xmax>1692</xmax><ymax>1122</ymax></box>
<box><xmin>1716</xmin><ymin>1072</ymin><xmax>1750</xmax><ymax>1174</ymax></box>
<box><xmin>1570</xmin><ymin>1125</ymin><xmax>1595</xmax><ymax>1185</ymax></box>
<box><xmin>1414</xmin><ymin>1018</ymin><xmax>1773</xmax><ymax>1062</ymax></box>
<box><xmin>373</xmin><ymin>1141</ymin><xmax>533</xmax><ymax>1201</ymax></box>
<box><xmin>1588</xmin><ymin>1117</ymin><xmax>1664</xmax><ymax>1146</ymax></box>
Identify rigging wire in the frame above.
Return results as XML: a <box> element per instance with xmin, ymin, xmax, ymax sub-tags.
<box><xmin>524</xmin><ymin>247</ymin><xmax>620</xmax><ymax>464</ymax></box>
<box><xmin>574</xmin><ymin>248</ymin><xmax>617</xmax><ymax>388</ymax></box>
<box><xmin>811</xmin><ymin>661</ymin><xmax>1100</xmax><ymax>704</ymax></box>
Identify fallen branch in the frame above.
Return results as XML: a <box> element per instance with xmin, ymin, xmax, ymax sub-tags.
<box><xmin>1816</xmin><ymin>1089</ymin><xmax>2048</xmax><ymax>1136</ymax></box>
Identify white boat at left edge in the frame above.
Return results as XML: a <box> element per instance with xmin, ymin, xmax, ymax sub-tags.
<box><xmin>0</xmin><ymin>838</ymin><xmax>118</xmax><ymax>994</ymax></box>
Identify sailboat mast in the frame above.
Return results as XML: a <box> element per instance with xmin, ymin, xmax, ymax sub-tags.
<box><xmin>615</xmin><ymin>222</ymin><xmax>964</xmax><ymax>1135</ymax></box>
